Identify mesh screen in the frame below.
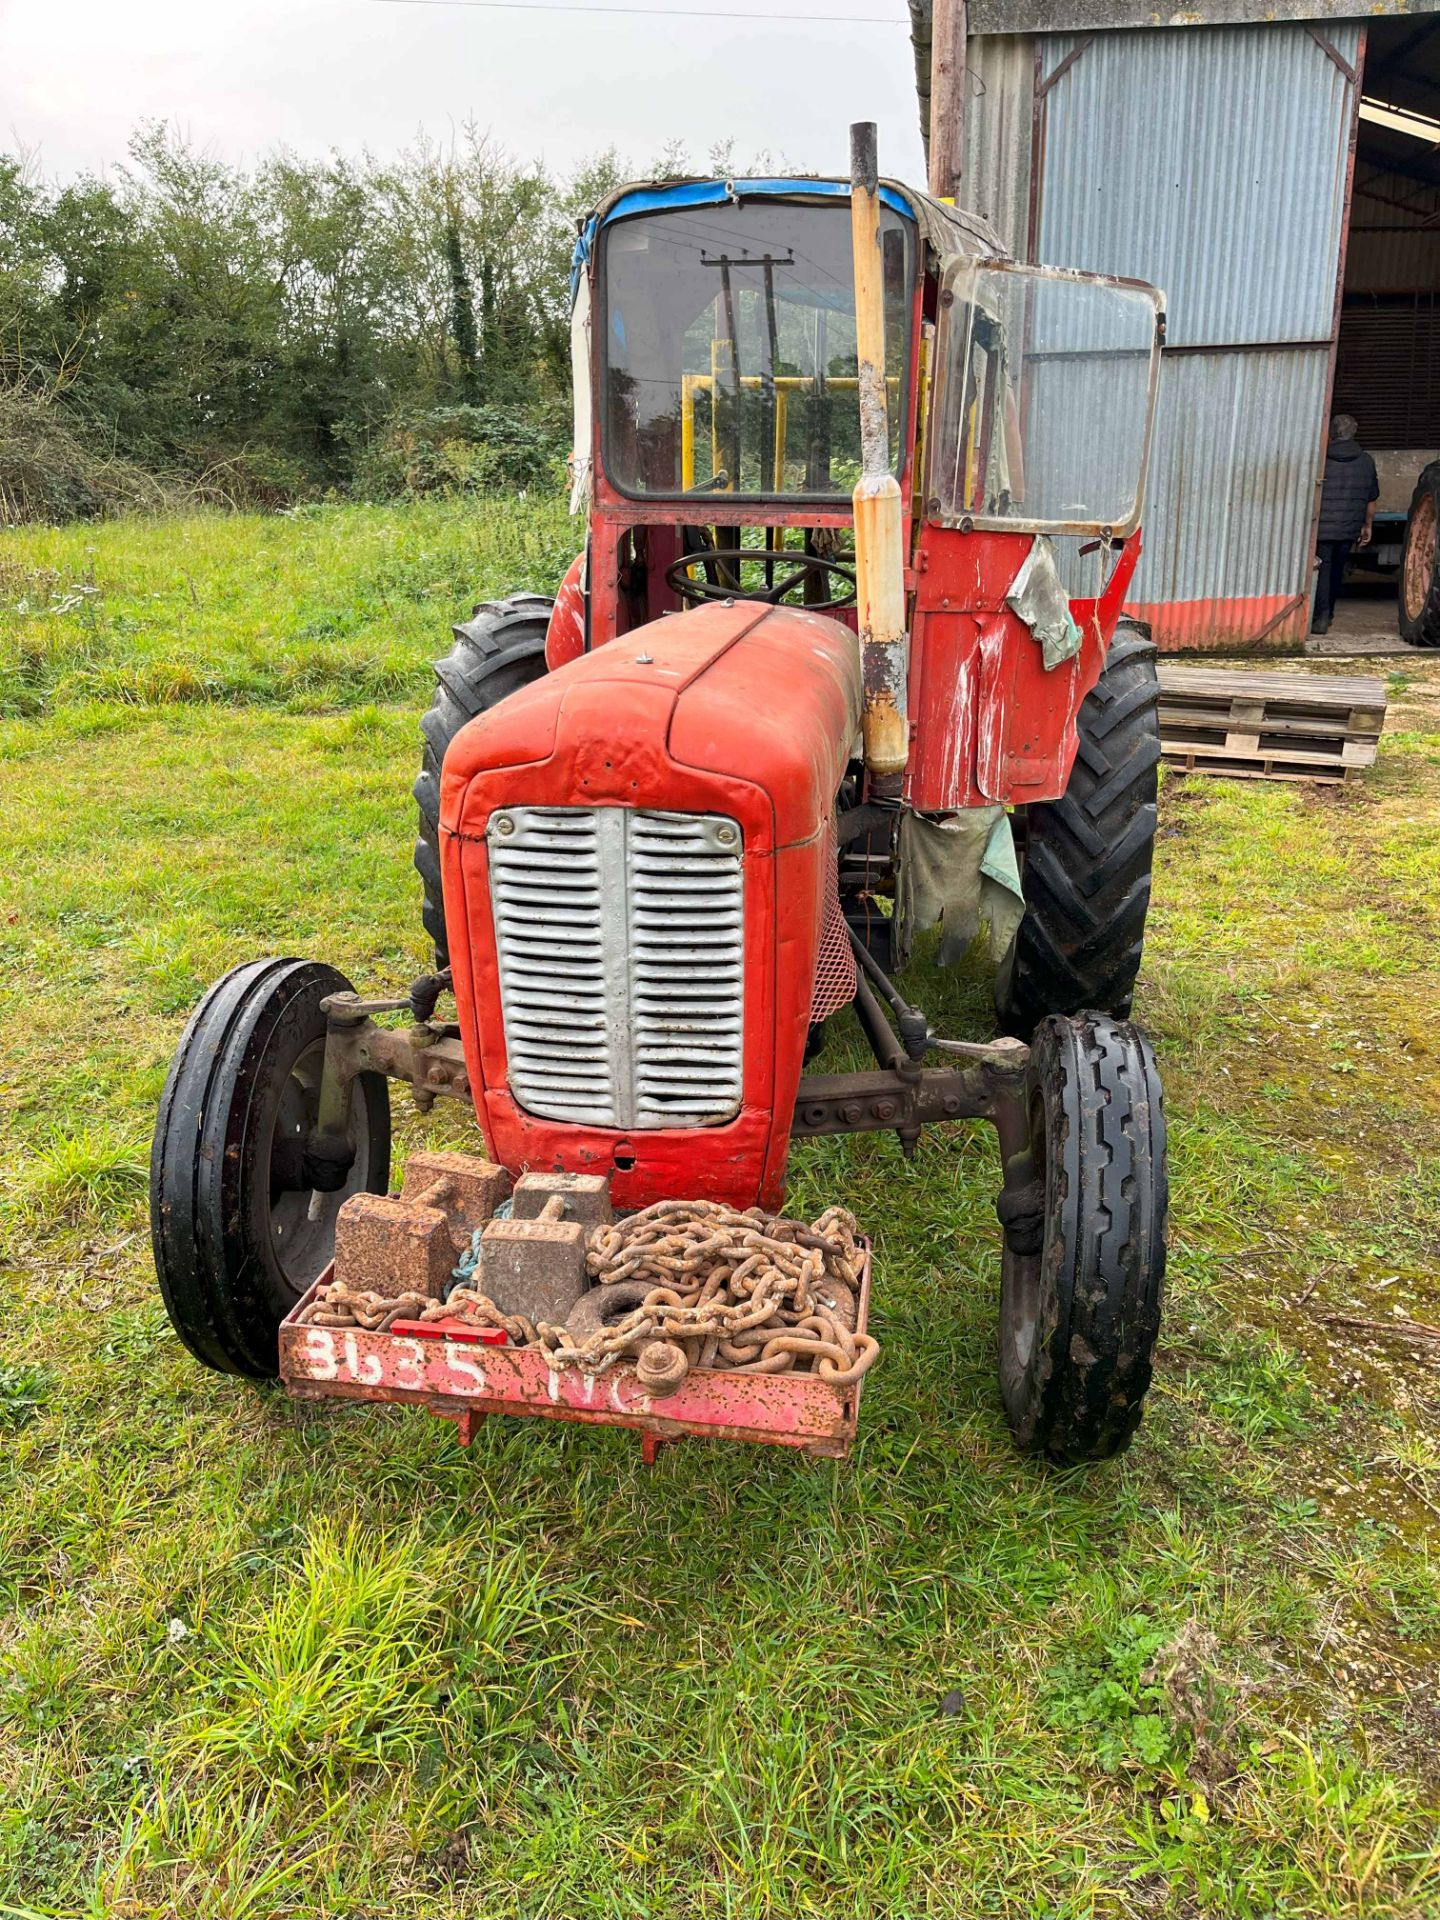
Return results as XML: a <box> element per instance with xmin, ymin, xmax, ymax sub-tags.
<box><xmin>810</xmin><ymin>821</ymin><xmax>857</xmax><ymax>1022</ymax></box>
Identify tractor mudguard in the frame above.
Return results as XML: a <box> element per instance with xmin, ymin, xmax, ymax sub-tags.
<box><xmin>545</xmin><ymin>552</ymin><xmax>588</xmax><ymax>670</ymax></box>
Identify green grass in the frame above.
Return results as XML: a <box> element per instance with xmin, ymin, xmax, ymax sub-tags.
<box><xmin>0</xmin><ymin>497</ymin><xmax>574</xmax><ymax>720</ymax></box>
<box><xmin>2</xmin><ymin>504</ymin><xmax>1439</xmax><ymax>1916</ymax></box>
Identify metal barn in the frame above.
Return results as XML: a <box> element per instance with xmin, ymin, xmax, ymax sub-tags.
<box><xmin>960</xmin><ymin>2</ymin><xmax>1440</xmax><ymax>650</ymax></box>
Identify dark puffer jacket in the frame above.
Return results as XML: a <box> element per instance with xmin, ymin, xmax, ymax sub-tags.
<box><xmin>1318</xmin><ymin>437</ymin><xmax>1379</xmax><ymax>543</ymax></box>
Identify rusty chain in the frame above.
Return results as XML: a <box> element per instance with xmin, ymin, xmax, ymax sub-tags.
<box><xmin>295</xmin><ymin>1280</ymin><xmax>431</xmax><ymax>1333</ymax></box>
<box><xmin>299</xmin><ymin>1198</ymin><xmax>879</xmax><ymax>1397</ymax></box>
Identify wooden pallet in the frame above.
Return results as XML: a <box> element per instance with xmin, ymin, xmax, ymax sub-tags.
<box><xmin>1156</xmin><ymin>666</ymin><xmax>1387</xmax><ymax>785</ymax></box>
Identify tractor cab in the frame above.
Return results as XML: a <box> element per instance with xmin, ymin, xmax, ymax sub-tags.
<box><xmin>563</xmin><ymin>178</ymin><xmax>1163</xmax><ymax>679</ymax></box>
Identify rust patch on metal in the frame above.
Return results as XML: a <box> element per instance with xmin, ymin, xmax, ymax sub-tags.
<box><xmin>401</xmin><ymin>1150</ymin><xmax>509</xmax><ymax>1245</ymax></box>
<box><xmin>856</xmin><ymin>353</ymin><xmax>890</xmax><ymax>469</ymax></box>
<box><xmin>332</xmin><ymin>1147</ymin><xmax>510</xmax><ymax>1302</ymax></box>
<box><xmin>789</xmin><ymin>1048</ymin><xmax>1027</xmax><ymax>1140</ymax></box>
<box><xmin>511</xmin><ymin>1171</ymin><xmax>612</xmax><ymax>1227</ymax></box>
<box><xmin>853</xmin><ymin>472</ymin><xmax>910</xmax><ymax>776</ymax></box>
<box><xmin>333</xmin><ymin>1192</ymin><xmax>456</xmax><ymax>1301</ymax></box>
<box><xmin>478</xmin><ymin>1215</ymin><xmax>589</xmax><ymax>1324</ymax></box>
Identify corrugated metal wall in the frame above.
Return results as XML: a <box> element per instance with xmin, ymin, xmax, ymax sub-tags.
<box><xmin>963</xmin><ymin>33</ymin><xmax>1033</xmax><ymax>259</ymax></box>
<box><xmin>965</xmin><ymin>21</ymin><xmax>1362</xmax><ymax>649</ymax></box>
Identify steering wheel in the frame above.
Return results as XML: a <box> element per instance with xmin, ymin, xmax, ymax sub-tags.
<box><xmin>666</xmin><ymin>546</ymin><xmax>856</xmax><ymax>613</ymax></box>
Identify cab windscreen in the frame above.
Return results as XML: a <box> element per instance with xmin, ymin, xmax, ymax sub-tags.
<box><xmin>601</xmin><ymin>200</ymin><xmax>912</xmax><ymax>501</ymax></box>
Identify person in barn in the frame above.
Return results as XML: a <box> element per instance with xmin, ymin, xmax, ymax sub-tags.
<box><xmin>1312</xmin><ymin>413</ymin><xmax>1378</xmax><ymax>635</ymax></box>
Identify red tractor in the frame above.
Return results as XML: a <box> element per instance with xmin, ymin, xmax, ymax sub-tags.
<box><xmin>152</xmin><ymin>131</ymin><xmax>1168</xmax><ymax>1464</ymax></box>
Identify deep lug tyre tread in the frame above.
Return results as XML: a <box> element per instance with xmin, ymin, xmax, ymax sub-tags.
<box><xmin>999</xmin><ymin>1012</ymin><xmax>1168</xmax><ymax>1463</ymax></box>
<box><xmin>413</xmin><ymin>593</ymin><xmax>553</xmax><ymax>962</ymax></box>
<box><xmin>998</xmin><ymin>621</ymin><xmax>1160</xmax><ymax>1036</ymax></box>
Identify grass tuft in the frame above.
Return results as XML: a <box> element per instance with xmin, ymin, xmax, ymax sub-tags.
<box><xmin>169</xmin><ymin>1517</ymin><xmax>553</xmax><ymax>1790</ymax></box>
<box><xmin>23</xmin><ymin>1122</ymin><xmax>149</xmax><ymax>1221</ymax></box>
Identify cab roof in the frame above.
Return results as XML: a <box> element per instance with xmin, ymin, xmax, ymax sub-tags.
<box><xmin>571</xmin><ymin>175</ymin><xmax>1007</xmax><ymax>298</ymax></box>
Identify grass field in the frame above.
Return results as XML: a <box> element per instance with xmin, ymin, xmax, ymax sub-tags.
<box><xmin>2</xmin><ymin>500</ymin><xmax>1440</xmax><ymax>1918</ymax></box>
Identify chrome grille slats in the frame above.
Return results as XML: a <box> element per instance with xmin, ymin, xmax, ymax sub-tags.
<box><xmin>489</xmin><ymin>806</ymin><xmax>613</xmax><ymax>1126</ymax></box>
<box><xmin>626</xmin><ymin>813</ymin><xmax>743</xmax><ymax>1128</ymax></box>
<box><xmin>488</xmin><ymin>805</ymin><xmax>743</xmax><ymax>1129</ymax></box>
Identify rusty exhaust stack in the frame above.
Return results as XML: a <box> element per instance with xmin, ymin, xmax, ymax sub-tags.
<box><xmin>849</xmin><ymin>122</ymin><xmax>909</xmax><ymax>791</ymax></box>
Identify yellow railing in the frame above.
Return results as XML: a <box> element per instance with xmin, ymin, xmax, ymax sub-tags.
<box><xmin>680</xmin><ymin>370</ymin><xmax>899</xmax><ymax>491</ymax></box>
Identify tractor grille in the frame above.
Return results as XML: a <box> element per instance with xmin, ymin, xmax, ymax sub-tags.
<box><xmin>488</xmin><ymin>806</ymin><xmax>744</xmax><ymax>1129</ymax></box>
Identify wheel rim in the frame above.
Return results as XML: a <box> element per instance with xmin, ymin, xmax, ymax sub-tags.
<box><xmin>265</xmin><ymin>1039</ymin><xmax>375</xmax><ymax>1293</ymax></box>
<box><xmin>1404</xmin><ymin>494</ymin><xmax>1437</xmax><ymax>624</ymax></box>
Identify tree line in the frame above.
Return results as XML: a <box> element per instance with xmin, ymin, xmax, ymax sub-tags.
<box><xmin>0</xmin><ymin>124</ymin><xmax>647</xmax><ymax>518</ymax></box>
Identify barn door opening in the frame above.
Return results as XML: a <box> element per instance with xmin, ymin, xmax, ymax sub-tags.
<box><xmin>1329</xmin><ymin>16</ymin><xmax>1440</xmax><ymax>643</ymax></box>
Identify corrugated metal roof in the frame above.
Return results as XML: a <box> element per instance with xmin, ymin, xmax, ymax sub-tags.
<box><xmin>961</xmin><ymin>15</ymin><xmax>1366</xmax><ymax>646</ymax></box>
<box><xmin>970</xmin><ymin>2</ymin><xmax>1424</xmax><ymax>33</ymax></box>
<box><xmin>1035</xmin><ymin>23</ymin><xmax>1358</xmax><ymax>345</ymax></box>
<box><xmin>1007</xmin><ymin>20</ymin><xmax>1358</xmax><ymax>645</ymax></box>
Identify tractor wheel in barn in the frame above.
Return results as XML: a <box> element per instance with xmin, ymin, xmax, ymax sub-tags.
<box><xmin>414</xmin><ymin>593</ymin><xmax>553</xmax><ymax>964</ymax></box>
<box><xmin>995</xmin><ymin>620</ymin><xmax>1160</xmax><ymax>1038</ymax></box>
<box><xmin>995</xmin><ymin>1012</ymin><xmax>1167</xmax><ymax>1463</ymax></box>
<box><xmin>1400</xmin><ymin>462</ymin><xmax>1440</xmax><ymax>648</ymax></box>
<box><xmin>151</xmin><ymin>958</ymin><xmax>391</xmax><ymax>1378</ymax></box>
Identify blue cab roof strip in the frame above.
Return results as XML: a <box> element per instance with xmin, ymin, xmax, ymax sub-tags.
<box><xmin>570</xmin><ymin>177</ymin><xmax>919</xmax><ymax>297</ymax></box>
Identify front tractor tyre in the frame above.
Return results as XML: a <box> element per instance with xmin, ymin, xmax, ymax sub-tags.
<box><xmin>1400</xmin><ymin>462</ymin><xmax>1440</xmax><ymax>648</ymax></box>
<box><xmin>996</xmin><ymin>621</ymin><xmax>1160</xmax><ymax>1037</ymax></box>
<box><xmin>414</xmin><ymin>593</ymin><xmax>553</xmax><ymax>964</ymax></box>
<box><xmin>996</xmin><ymin>1013</ymin><xmax>1167</xmax><ymax>1463</ymax></box>
<box><xmin>151</xmin><ymin>958</ymin><xmax>391</xmax><ymax>1378</ymax></box>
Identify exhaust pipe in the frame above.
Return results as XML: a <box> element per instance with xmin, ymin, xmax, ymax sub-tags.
<box><xmin>849</xmin><ymin>121</ymin><xmax>909</xmax><ymax>792</ymax></box>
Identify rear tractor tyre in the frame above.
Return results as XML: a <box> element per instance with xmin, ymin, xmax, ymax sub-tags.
<box><xmin>996</xmin><ymin>1012</ymin><xmax>1167</xmax><ymax>1463</ymax></box>
<box><xmin>414</xmin><ymin>593</ymin><xmax>553</xmax><ymax>964</ymax></box>
<box><xmin>996</xmin><ymin>620</ymin><xmax>1160</xmax><ymax>1037</ymax></box>
<box><xmin>1400</xmin><ymin>463</ymin><xmax>1440</xmax><ymax>648</ymax></box>
<box><xmin>151</xmin><ymin>958</ymin><xmax>391</xmax><ymax>1378</ymax></box>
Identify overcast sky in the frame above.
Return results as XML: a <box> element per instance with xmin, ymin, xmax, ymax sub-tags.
<box><xmin>3</xmin><ymin>0</ymin><xmax>927</xmax><ymax>187</ymax></box>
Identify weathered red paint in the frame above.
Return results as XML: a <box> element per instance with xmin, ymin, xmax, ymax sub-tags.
<box><xmin>1126</xmin><ymin>590</ymin><xmax>1307</xmax><ymax>655</ymax></box>
<box><xmin>904</xmin><ymin>530</ymin><xmax>1140</xmax><ymax>809</ymax></box>
<box><xmin>279</xmin><ymin>1246</ymin><xmax>874</xmax><ymax>1459</ymax></box>
<box><xmin>544</xmin><ymin>551</ymin><xmax>587</xmax><ymax>669</ymax></box>
<box><xmin>440</xmin><ymin>599</ymin><xmax>862</xmax><ymax>1212</ymax></box>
